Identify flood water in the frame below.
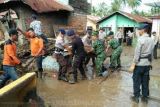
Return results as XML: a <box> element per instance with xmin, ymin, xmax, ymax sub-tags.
<box><xmin>37</xmin><ymin>47</ymin><xmax>160</xmax><ymax>107</ymax></box>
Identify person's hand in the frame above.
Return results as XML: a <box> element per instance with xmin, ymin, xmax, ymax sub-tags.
<box><xmin>19</xmin><ymin>62</ymin><xmax>26</xmax><ymax>68</ymax></box>
<box><xmin>17</xmin><ymin>27</ymin><xmax>21</xmax><ymax>32</ymax></box>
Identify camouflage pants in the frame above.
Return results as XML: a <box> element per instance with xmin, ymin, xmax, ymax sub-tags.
<box><xmin>110</xmin><ymin>46</ymin><xmax>123</xmax><ymax>67</ymax></box>
<box><xmin>95</xmin><ymin>51</ymin><xmax>106</xmax><ymax>74</ymax></box>
<box><xmin>55</xmin><ymin>54</ymin><xmax>67</xmax><ymax>77</ymax></box>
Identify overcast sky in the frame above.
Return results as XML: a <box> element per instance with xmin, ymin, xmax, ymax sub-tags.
<box><xmin>88</xmin><ymin>0</ymin><xmax>154</xmax><ymax>12</ymax></box>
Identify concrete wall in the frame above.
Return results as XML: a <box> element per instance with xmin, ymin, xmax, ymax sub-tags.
<box><xmin>87</xmin><ymin>19</ymin><xmax>97</xmax><ymax>31</ymax></box>
<box><xmin>99</xmin><ymin>15</ymin><xmax>117</xmax><ymax>34</ymax></box>
<box><xmin>98</xmin><ymin>13</ymin><xmax>140</xmax><ymax>34</ymax></box>
<box><xmin>117</xmin><ymin>14</ymin><xmax>139</xmax><ymax>27</ymax></box>
<box><xmin>152</xmin><ymin>19</ymin><xmax>160</xmax><ymax>40</ymax></box>
<box><xmin>68</xmin><ymin>13</ymin><xmax>87</xmax><ymax>35</ymax></box>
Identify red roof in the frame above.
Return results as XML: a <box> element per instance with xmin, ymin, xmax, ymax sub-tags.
<box><xmin>0</xmin><ymin>0</ymin><xmax>74</xmax><ymax>13</ymax></box>
<box><xmin>150</xmin><ymin>15</ymin><xmax>160</xmax><ymax>19</ymax></box>
<box><xmin>97</xmin><ymin>11</ymin><xmax>152</xmax><ymax>23</ymax></box>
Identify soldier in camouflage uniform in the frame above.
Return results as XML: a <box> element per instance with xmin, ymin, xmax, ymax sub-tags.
<box><xmin>92</xmin><ymin>31</ymin><xmax>106</xmax><ymax>76</ymax></box>
<box><xmin>106</xmin><ymin>35</ymin><xmax>123</xmax><ymax>69</ymax></box>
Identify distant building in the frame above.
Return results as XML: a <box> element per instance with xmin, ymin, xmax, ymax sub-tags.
<box><xmin>87</xmin><ymin>15</ymin><xmax>100</xmax><ymax>31</ymax></box>
<box><xmin>97</xmin><ymin>11</ymin><xmax>152</xmax><ymax>40</ymax></box>
<box><xmin>146</xmin><ymin>1</ymin><xmax>160</xmax><ymax>40</ymax></box>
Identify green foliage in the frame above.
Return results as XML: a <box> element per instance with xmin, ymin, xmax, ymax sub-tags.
<box><xmin>151</xmin><ymin>7</ymin><xmax>160</xmax><ymax>15</ymax></box>
<box><xmin>131</xmin><ymin>10</ymin><xmax>151</xmax><ymax>17</ymax></box>
<box><xmin>91</xmin><ymin>0</ymin><xmax>142</xmax><ymax>17</ymax></box>
<box><xmin>91</xmin><ymin>2</ymin><xmax>110</xmax><ymax>17</ymax></box>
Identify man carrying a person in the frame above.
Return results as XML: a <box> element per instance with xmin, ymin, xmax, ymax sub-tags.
<box><xmin>92</xmin><ymin>31</ymin><xmax>106</xmax><ymax>76</ymax></box>
<box><xmin>82</xmin><ymin>30</ymin><xmax>95</xmax><ymax>67</ymax></box>
<box><xmin>66</xmin><ymin>29</ymin><xmax>86</xmax><ymax>84</ymax></box>
<box><xmin>54</xmin><ymin>29</ymin><xmax>68</xmax><ymax>82</ymax></box>
<box><xmin>106</xmin><ymin>34</ymin><xmax>122</xmax><ymax>69</ymax></box>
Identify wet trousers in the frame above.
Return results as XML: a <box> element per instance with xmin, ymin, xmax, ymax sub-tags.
<box><xmin>85</xmin><ymin>52</ymin><xmax>96</xmax><ymax>66</ymax></box>
<box><xmin>110</xmin><ymin>46</ymin><xmax>122</xmax><ymax>68</ymax></box>
<box><xmin>153</xmin><ymin>43</ymin><xmax>158</xmax><ymax>59</ymax></box>
<box><xmin>133</xmin><ymin>66</ymin><xmax>150</xmax><ymax>98</ymax></box>
<box><xmin>35</xmin><ymin>55</ymin><xmax>43</xmax><ymax>78</ymax></box>
<box><xmin>55</xmin><ymin>54</ymin><xmax>67</xmax><ymax>77</ymax></box>
<box><xmin>95</xmin><ymin>51</ymin><xmax>106</xmax><ymax>75</ymax></box>
<box><xmin>72</xmin><ymin>55</ymin><xmax>86</xmax><ymax>80</ymax></box>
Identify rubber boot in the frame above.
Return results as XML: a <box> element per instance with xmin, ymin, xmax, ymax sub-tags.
<box><xmin>61</xmin><ymin>75</ymin><xmax>68</xmax><ymax>82</ymax></box>
<box><xmin>57</xmin><ymin>72</ymin><xmax>62</xmax><ymax>80</ymax></box>
<box><xmin>35</xmin><ymin>71</ymin><xmax>39</xmax><ymax>78</ymax></box>
<box><xmin>68</xmin><ymin>73</ymin><xmax>76</xmax><ymax>84</ymax></box>
<box><xmin>38</xmin><ymin>68</ymin><xmax>43</xmax><ymax>79</ymax></box>
<box><xmin>39</xmin><ymin>72</ymin><xmax>43</xmax><ymax>79</ymax></box>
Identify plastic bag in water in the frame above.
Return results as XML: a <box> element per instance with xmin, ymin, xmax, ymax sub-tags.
<box><xmin>42</xmin><ymin>56</ymin><xmax>59</xmax><ymax>72</ymax></box>
<box><xmin>86</xmin><ymin>65</ymin><xmax>93</xmax><ymax>80</ymax></box>
<box><xmin>102</xmin><ymin>70</ymin><xmax>109</xmax><ymax>77</ymax></box>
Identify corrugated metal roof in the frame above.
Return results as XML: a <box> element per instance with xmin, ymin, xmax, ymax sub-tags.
<box><xmin>97</xmin><ymin>11</ymin><xmax>152</xmax><ymax>24</ymax></box>
<box><xmin>0</xmin><ymin>9</ymin><xmax>18</xmax><ymax>19</ymax></box>
<box><xmin>87</xmin><ymin>15</ymin><xmax>100</xmax><ymax>23</ymax></box>
<box><xmin>0</xmin><ymin>0</ymin><xmax>74</xmax><ymax>12</ymax></box>
<box><xmin>150</xmin><ymin>15</ymin><xmax>160</xmax><ymax>19</ymax></box>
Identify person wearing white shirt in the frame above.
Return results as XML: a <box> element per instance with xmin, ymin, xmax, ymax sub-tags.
<box><xmin>82</xmin><ymin>31</ymin><xmax>95</xmax><ymax>66</ymax></box>
<box><xmin>30</xmin><ymin>14</ymin><xmax>48</xmax><ymax>44</ymax></box>
<box><xmin>126</xmin><ymin>30</ymin><xmax>133</xmax><ymax>46</ymax></box>
<box><xmin>115</xmin><ymin>28</ymin><xmax>123</xmax><ymax>45</ymax></box>
<box><xmin>54</xmin><ymin>29</ymin><xmax>68</xmax><ymax>82</ymax></box>
<box><xmin>151</xmin><ymin>32</ymin><xmax>159</xmax><ymax>59</ymax></box>
<box><xmin>99</xmin><ymin>28</ymin><xmax>106</xmax><ymax>43</ymax></box>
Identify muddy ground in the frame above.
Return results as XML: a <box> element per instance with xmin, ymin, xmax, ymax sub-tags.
<box><xmin>37</xmin><ymin>46</ymin><xmax>160</xmax><ymax>107</ymax></box>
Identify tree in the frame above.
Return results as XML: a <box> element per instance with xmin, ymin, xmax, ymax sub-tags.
<box><xmin>91</xmin><ymin>2</ymin><xmax>109</xmax><ymax>17</ymax></box>
<box><xmin>119</xmin><ymin>0</ymin><xmax>142</xmax><ymax>9</ymax></box>
<box><xmin>110</xmin><ymin>0</ymin><xmax>121</xmax><ymax>12</ymax></box>
<box><xmin>131</xmin><ymin>9</ymin><xmax>151</xmax><ymax>17</ymax></box>
<box><xmin>91</xmin><ymin>0</ymin><xmax>142</xmax><ymax>17</ymax></box>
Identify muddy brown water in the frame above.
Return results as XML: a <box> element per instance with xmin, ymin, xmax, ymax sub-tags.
<box><xmin>37</xmin><ymin>71</ymin><xmax>160</xmax><ymax>107</ymax></box>
<box><xmin>37</xmin><ymin>47</ymin><xmax>160</xmax><ymax>107</ymax></box>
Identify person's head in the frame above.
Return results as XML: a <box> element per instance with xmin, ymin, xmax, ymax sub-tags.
<box><xmin>27</xmin><ymin>28</ymin><xmax>35</xmax><ymax>38</ymax></box>
<box><xmin>107</xmin><ymin>34</ymin><xmax>114</xmax><ymax>40</ymax></box>
<box><xmin>119</xmin><ymin>28</ymin><xmax>122</xmax><ymax>32</ymax></box>
<box><xmin>8</xmin><ymin>28</ymin><xmax>18</xmax><ymax>41</ymax></box>
<box><xmin>138</xmin><ymin>24</ymin><xmax>149</xmax><ymax>36</ymax></box>
<box><xmin>108</xmin><ymin>31</ymin><xmax>114</xmax><ymax>37</ymax></box>
<box><xmin>152</xmin><ymin>31</ymin><xmax>156</xmax><ymax>36</ymax></box>
<box><xmin>86</xmin><ymin>30</ymin><xmax>92</xmax><ymax>38</ymax></box>
<box><xmin>91</xmin><ymin>31</ymin><xmax>99</xmax><ymax>41</ymax></box>
<box><xmin>109</xmin><ymin>27</ymin><xmax>112</xmax><ymax>31</ymax></box>
<box><xmin>31</xmin><ymin>14</ymin><xmax>37</xmax><ymax>20</ymax></box>
<box><xmin>67</xmin><ymin>29</ymin><xmax>76</xmax><ymax>40</ymax></box>
<box><xmin>99</xmin><ymin>28</ymin><xmax>104</xmax><ymax>33</ymax></box>
<box><xmin>58</xmin><ymin>29</ymin><xmax>66</xmax><ymax>38</ymax></box>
